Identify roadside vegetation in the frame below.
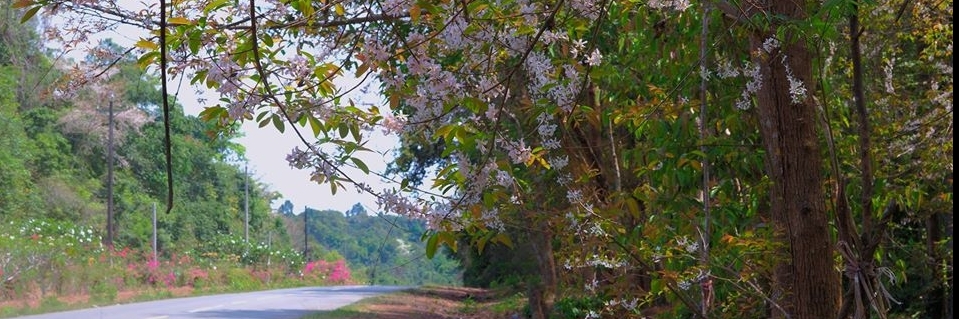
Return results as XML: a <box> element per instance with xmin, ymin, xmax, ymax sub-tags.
<box><xmin>0</xmin><ymin>218</ymin><xmax>350</xmax><ymax>318</ymax></box>
<box><xmin>303</xmin><ymin>286</ymin><xmax>527</xmax><ymax>319</ymax></box>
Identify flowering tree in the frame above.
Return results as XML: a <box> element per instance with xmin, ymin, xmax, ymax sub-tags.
<box><xmin>15</xmin><ymin>0</ymin><xmax>952</xmax><ymax>317</ymax></box>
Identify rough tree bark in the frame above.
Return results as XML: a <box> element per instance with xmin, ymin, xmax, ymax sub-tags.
<box><xmin>526</xmin><ymin>221</ymin><xmax>557</xmax><ymax>319</ymax></box>
<box><xmin>749</xmin><ymin>1</ymin><xmax>841</xmax><ymax>318</ymax></box>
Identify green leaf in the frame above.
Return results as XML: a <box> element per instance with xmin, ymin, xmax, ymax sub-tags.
<box><xmin>296</xmin><ymin>113</ymin><xmax>308</xmax><ymax>126</ymax></box>
<box><xmin>20</xmin><ymin>6</ymin><xmax>40</xmax><ymax>23</ymax></box>
<box><xmin>651</xmin><ymin>279</ymin><xmax>664</xmax><ymax>295</ymax></box>
<box><xmin>199</xmin><ymin>106</ymin><xmax>226</xmax><ymax>122</ymax></box>
<box><xmin>476</xmin><ymin>233</ymin><xmax>488</xmax><ymax>253</ymax></box>
<box><xmin>338</xmin><ymin>122</ymin><xmax>349</xmax><ymax>138</ymax></box>
<box><xmin>168</xmin><ymin>17</ymin><xmax>192</xmax><ymax>26</ymax></box>
<box><xmin>188</xmin><ymin>31</ymin><xmax>201</xmax><ymax>54</ymax></box>
<box><xmin>350</xmin><ymin>123</ymin><xmax>361</xmax><ymax>142</ymax></box>
<box><xmin>350</xmin><ymin>158</ymin><xmax>369</xmax><ymax>174</ymax></box>
<box><xmin>135</xmin><ymin>39</ymin><xmax>159</xmax><ymax>51</ymax></box>
<box><xmin>307</xmin><ymin>116</ymin><xmax>323</xmax><ymax>137</ymax></box>
<box><xmin>261</xmin><ymin>34</ymin><xmax>274</xmax><ymax>47</ymax></box>
<box><xmin>190</xmin><ymin>69</ymin><xmax>207</xmax><ymax>85</ymax></box>
<box><xmin>271</xmin><ymin>114</ymin><xmax>285</xmax><ymax>133</ymax></box>
<box><xmin>204</xmin><ymin>0</ymin><xmax>229</xmax><ymax>13</ymax></box>
<box><xmin>258</xmin><ymin>116</ymin><xmax>271</xmax><ymax>128</ymax></box>
<box><xmin>425</xmin><ymin>233</ymin><xmax>439</xmax><ymax>258</ymax></box>
<box><xmin>493</xmin><ymin>233</ymin><xmax>512</xmax><ymax>248</ymax></box>
<box><xmin>437</xmin><ymin>231</ymin><xmax>456</xmax><ymax>252</ymax></box>
<box><xmin>434</xmin><ymin>124</ymin><xmax>455</xmax><ymax>141</ymax></box>
<box><xmin>137</xmin><ymin>51</ymin><xmax>159</xmax><ymax>69</ymax></box>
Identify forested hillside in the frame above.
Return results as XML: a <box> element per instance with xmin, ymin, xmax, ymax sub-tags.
<box><xmin>0</xmin><ymin>16</ymin><xmax>287</xmax><ymax>253</ymax></box>
<box><xmin>278</xmin><ymin>202</ymin><xmax>462</xmax><ymax>286</ymax></box>
<box><xmin>0</xmin><ymin>6</ymin><xmax>314</xmax><ymax>305</ymax></box>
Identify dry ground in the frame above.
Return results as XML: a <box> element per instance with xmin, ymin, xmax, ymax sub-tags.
<box><xmin>308</xmin><ymin>286</ymin><xmax>527</xmax><ymax>319</ymax></box>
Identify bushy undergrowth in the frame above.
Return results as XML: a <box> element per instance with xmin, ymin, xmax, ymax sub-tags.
<box><xmin>0</xmin><ymin>218</ymin><xmax>353</xmax><ymax>309</ymax></box>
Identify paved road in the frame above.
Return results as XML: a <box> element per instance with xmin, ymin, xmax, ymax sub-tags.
<box><xmin>12</xmin><ymin>285</ymin><xmax>408</xmax><ymax>319</ymax></box>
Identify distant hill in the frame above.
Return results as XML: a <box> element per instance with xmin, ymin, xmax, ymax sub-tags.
<box><xmin>278</xmin><ymin>202</ymin><xmax>462</xmax><ymax>286</ymax></box>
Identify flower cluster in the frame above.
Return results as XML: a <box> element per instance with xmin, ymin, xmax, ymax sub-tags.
<box><xmin>781</xmin><ymin>55</ymin><xmax>807</xmax><ymax>105</ymax></box>
<box><xmin>302</xmin><ymin>259</ymin><xmax>352</xmax><ymax>284</ymax></box>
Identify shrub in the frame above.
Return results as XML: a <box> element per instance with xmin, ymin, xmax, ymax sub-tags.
<box><xmin>226</xmin><ymin>268</ymin><xmax>260</xmax><ymax>291</ymax></box>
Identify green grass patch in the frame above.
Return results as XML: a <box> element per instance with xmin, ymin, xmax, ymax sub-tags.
<box><xmin>298</xmin><ymin>286</ymin><xmax>527</xmax><ymax>319</ymax></box>
<box><xmin>489</xmin><ymin>292</ymin><xmax>527</xmax><ymax>314</ymax></box>
<box><xmin>299</xmin><ymin>293</ymin><xmax>397</xmax><ymax>319</ymax></box>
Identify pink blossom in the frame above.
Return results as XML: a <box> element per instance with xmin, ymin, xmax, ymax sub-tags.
<box><xmin>329</xmin><ymin>260</ymin><xmax>351</xmax><ymax>283</ymax></box>
<box><xmin>147</xmin><ymin>258</ymin><xmax>159</xmax><ymax>272</ymax></box>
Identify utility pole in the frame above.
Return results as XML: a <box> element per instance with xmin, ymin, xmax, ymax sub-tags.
<box><xmin>303</xmin><ymin>207</ymin><xmax>309</xmax><ymax>261</ymax></box>
<box><xmin>105</xmin><ymin>98</ymin><xmax>115</xmax><ymax>248</ymax></box>
<box><xmin>267</xmin><ymin>231</ymin><xmax>272</xmax><ymax>266</ymax></box>
<box><xmin>152</xmin><ymin>202</ymin><xmax>157</xmax><ymax>261</ymax></box>
<box><xmin>244</xmin><ymin>163</ymin><xmax>249</xmax><ymax>244</ymax></box>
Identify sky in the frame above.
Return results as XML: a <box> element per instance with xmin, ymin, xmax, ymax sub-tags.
<box><xmin>227</xmin><ymin>93</ymin><xmax>397</xmax><ymax>215</ymax></box>
<box><xmin>175</xmin><ymin>75</ymin><xmax>396</xmax><ymax>215</ymax></box>
<box><xmin>60</xmin><ymin>11</ymin><xmax>398</xmax><ymax>215</ymax></box>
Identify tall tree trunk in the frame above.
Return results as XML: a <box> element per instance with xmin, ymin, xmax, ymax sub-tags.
<box><xmin>749</xmin><ymin>2</ymin><xmax>840</xmax><ymax>318</ymax></box>
<box><xmin>527</xmin><ymin>218</ymin><xmax>557</xmax><ymax>319</ymax></box>
<box><xmin>925</xmin><ymin>212</ymin><xmax>947</xmax><ymax>318</ymax></box>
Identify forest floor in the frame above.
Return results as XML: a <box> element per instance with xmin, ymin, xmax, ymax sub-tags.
<box><xmin>305</xmin><ymin>285</ymin><xmax>527</xmax><ymax>319</ymax></box>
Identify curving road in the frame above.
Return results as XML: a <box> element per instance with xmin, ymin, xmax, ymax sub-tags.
<box><xmin>12</xmin><ymin>285</ymin><xmax>408</xmax><ymax>319</ymax></box>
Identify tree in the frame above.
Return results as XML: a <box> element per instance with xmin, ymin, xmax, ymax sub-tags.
<box><xmin>279</xmin><ymin>200</ymin><xmax>295</xmax><ymax>216</ymax></box>
<box><xmin>728</xmin><ymin>2</ymin><xmax>841</xmax><ymax>316</ymax></box>
<box><xmin>16</xmin><ymin>0</ymin><xmax>952</xmax><ymax>317</ymax></box>
<box><xmin>345</xmin><ymin>203</ymin><xmax>367</xmax><ymax>218</ymax></box>
<box><xmin>0</xmin><ymin>66</ymin><xmax>40</xmax><ymax>218</ymax></box>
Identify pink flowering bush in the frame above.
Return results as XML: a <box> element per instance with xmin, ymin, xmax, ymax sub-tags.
<box><xmin>301</xmin><ymin>259</ymin><xmax>352</xmax><ymax>285</ymax></box>
<box><xmin>328</xmin><ymin>260</ymin><xmax>351</xmax><ymax>284</ymax></box>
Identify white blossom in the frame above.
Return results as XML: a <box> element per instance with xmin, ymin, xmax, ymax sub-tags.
<box><xmin>762</xmin><ymin>37</ymin><xmax>780</xmax><ymax>54</ymax></box>
<box><xmin>782</xmin><ymin>56</ymin><xmax>807</xmax><ymax>104</ymax></box>
<box><xmin>647</xmin><ymin>0</ymin><xmax>692</xmax><ymax>12</ymax></box>
<box><xmin>883</xmin><ymin>57</ymin><xmax>896</xmax><ymax>94</ymax></box>
<box><xmin>548</xmin><ymin>155</ymin><xmax>569</xmax><ymax>170</ymax></box>
<box><xmin>585</xmin><ymin>49</ymin><xmax>603</xmax><ymax>66</ymax></box>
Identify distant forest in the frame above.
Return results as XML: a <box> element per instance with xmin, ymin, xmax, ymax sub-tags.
<box><xmin>280</xmin><ymin>202</ymin><xmax>461</xmax><ymax>286</ymax></box>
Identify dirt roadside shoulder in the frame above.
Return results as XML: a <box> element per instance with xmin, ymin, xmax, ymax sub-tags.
<box><xmin>304</xmin><ymin>285</ymin><xmax>527</xmax><ymax>319</ymax></box>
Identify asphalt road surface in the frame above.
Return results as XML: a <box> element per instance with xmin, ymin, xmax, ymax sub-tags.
<box><xmin>12</xmin><ymin>285</ymin><xmax>408</xmax><ymax>319</ymax></box>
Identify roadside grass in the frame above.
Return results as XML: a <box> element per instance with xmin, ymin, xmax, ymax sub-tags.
<box><xmin>302</xmin><ymin>285</ymin><xmax>527</xmax><ymax>319</ymax></box>
<box><xmin>0</xmin><ymin>280</ymin><xmax>334</xmax><ymax>318</ymax></box>
<box><xmin>1</xmin><ymin>220</ymin><xmax>355</xmax><ymax>318</ymax></box>
<box><xmin>0</xmin><ymin>286</ymin><xmax>190</xmax><ymax>318</ymax></box>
